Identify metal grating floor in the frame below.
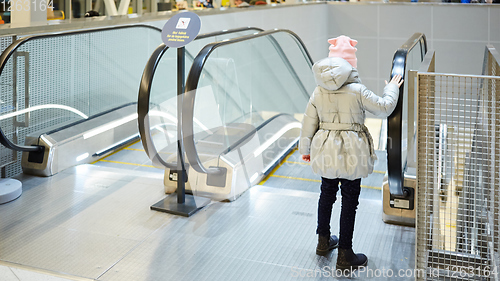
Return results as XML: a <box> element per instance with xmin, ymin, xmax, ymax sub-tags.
<box><xmin>0</xmin><ymin>118</ymin><xmax>415</xmax><ymax>280</ymax></box>
<box><xmin>0</xmin><ymin>165</ymin><xmax>414</xmax><ymax>281</ymax></box>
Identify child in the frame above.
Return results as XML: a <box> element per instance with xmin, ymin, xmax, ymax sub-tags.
<box><xmin>299</xmin><ymin>35</ymin><xmax>403</xmax><ymax>269</ymax></box>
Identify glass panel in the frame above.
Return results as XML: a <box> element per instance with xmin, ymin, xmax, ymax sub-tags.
<box><xmin>270</xmin><ymin>33</ymin><xmax>315</xmax><ymax>97</ymax></box>
<box><xmin>186</xmin><ymin>29</ymin><xmax>261</xmax><ymax>66</ymax></box>
<box><xmin>0</xmin><ymin>26</ymin><xmax>162</xmax><ymax>176</ymax></box>
<box><xmin>189</xmin><ymin>31</ymin><xmax>313</xmax><ymax>172</ymax></box>
<box><xmin>145</xmin><ymin>29</ymin><xmax>261</xmax><ymax>167</ymax></box>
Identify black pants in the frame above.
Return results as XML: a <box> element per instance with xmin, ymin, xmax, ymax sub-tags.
<box><xmin>316</xmin><ymin>177</ymin><xmax>361</xmax><ymax>249</ymax></box>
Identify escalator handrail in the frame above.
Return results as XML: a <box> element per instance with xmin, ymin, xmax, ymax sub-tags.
<box><xmin>183</xmin><ymin>29</ymin><xmax>313</xmax><ymax>175</ymax></box>
<box><xmin>137</xmin><ymin>27</ymin><xmax>265</xmax><ymax>169</ymax></box>
<box><xmin>387</xmin><ymin>32</ymin><xmax>427</xmax><ymax>197</ymax></box>
<box><xmin>0</xmin><ymin>24</ymin><xmax>162</xmax><ymax>153</ymax></box>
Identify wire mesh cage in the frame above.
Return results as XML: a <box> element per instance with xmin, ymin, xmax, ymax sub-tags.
<box><xmin>416</xmin><ymin>47</ymin><xmax>500</xmax><ymax>280</ymax></box>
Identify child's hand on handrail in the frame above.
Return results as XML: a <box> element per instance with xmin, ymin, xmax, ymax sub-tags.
<box><xmin>385</xmin><ymin>74</ymin><xmax>404</xmax><ymax>88</ymax></box>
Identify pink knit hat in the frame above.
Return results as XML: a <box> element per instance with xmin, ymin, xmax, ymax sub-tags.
<box><xmin>328</xmin><ymin>35</ymin><xmax>358</xmax><ymax>68</ymax></box>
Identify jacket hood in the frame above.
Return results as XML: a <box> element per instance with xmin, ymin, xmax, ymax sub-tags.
<box><xmin>312</xmin><ymin>57</ymin><xmax>360</xmax><ymax>91</ymax></box>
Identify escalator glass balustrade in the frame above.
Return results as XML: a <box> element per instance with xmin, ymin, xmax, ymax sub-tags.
<box><xmin>0</xmin><ymin>27</ymin><xmax>262</xmax><ymax>180</ymax></box>
<box><xmin>141</xmin><ymin>29</ymin><xmax>315</xmax><ymax>201</ymax></box>
<box><xmin>140</xmin><ymin>28</ymin><xmax>264</xmax><ymax>170</ymax></box>
<box><xmin>0</xmin><ymin>26</ymin><xmax>163</xmax><ymax>177</ymax></box>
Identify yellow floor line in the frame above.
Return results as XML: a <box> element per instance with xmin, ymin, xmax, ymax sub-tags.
<box><xmin>124</xmin><ymin>147</ymin><xmax>174</xmax><ymax>157</ymax></box>
<box><xmin>285</xmin><ymin>160</ymin><xmax>310</xmax><ymax>165</ymax></box>
<box><xmin>259</xmin><ymin>165</ymin><xmax>280</xmax><ymax>185</ymax></box>
<box><xmin>124</xmin><ymin>147</ymin><xmax>145</xmax><ymax>152</ymax></box>
<box><xmin>260</xmin><ymin>148</ymin><xmax>383</xmax><ymax>191</ymax></box>
<box><xmin>284</xmin><ymin>161</ymin><xmax>386</xmax><ymax>175</ymax></box>
<box><xmin>91</xmin><ymin>139</ymin><xmax>142</xmax><ymax>164</ymax></box>
<box><xmin>270</xmin><ymin>174</ymin><xmax>321</xmax><ymax>183</ymax></box>
<box><xmin>98</xmin><ymin>159</ymin><xmax>160</xmax><ymax>169</ymax></box>
<box><xmin>360</xmin><ymin>185</ymin><xmax>382</xmax><ymax>191</ymax></box>
<box><xmin>259</xmin><ymin>148</ymin><xmax>297</xmax><ymax>185</ymax></box>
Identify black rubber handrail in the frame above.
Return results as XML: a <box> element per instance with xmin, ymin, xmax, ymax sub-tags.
<box><xmin>0</xmin><ymin>24</ymin><xmax>162</xmax><ymax>153</ymax></box>
<box><xmin>183</xmin><ymin>29</ymin><xmax>313</xmax><ymax>175</ymax></box>
<box><xmin>137</xmin><ymin>27</ymin><xmax>265</xmax><ymax>169</ymax></box>
<box><xmin>387</xmin><ymin>33</ymin><xmax>427</xmax><ymax>197</ymax></box>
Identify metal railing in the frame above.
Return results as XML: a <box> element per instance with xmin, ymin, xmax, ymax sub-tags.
<box><xmin>482</xmin><ymin>44</ymin><xmax>500</xmax><ymax>276</ymax></box>
<box><xmin>416</xmin><ymin>46</ymin><xmax>500</xmax><ymax>280</ymax></box>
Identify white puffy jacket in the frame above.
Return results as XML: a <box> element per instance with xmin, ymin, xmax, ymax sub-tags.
<box><xmin>299</xmin><ymin>57</ymin><xmax>399</xmax><ymax>180</ymax></box>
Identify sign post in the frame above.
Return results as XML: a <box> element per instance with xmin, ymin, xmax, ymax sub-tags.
<box><xmin>150</xmin><ymin>12</ymin><xmax>210</xmax><ymax>217</ymax></box>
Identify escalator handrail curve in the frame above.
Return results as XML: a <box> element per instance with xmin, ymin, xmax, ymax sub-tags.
<box><xmin>387</xmin><ymin>32</ymin><xmax>427</xmax><ymax>197</ymax></box>
<box><xmin>137</xmin><ymin>27</ymin><xmax>265</xmax><ymax>170</ymax></box>
<box><xmin>0</xmin><ymin>24</ymin><xmax>162</xmax><ymax>153</ymax></box>
<box><xmin>183</xmin><ymin>29</ymin><xmax>313</xmax><ymax>175</ymax></box>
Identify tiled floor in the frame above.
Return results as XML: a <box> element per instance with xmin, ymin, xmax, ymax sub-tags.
<box><xmin>0</xmin><ymin>264</ymin><xmax>78</xmax><ymax>281</ymax></box>
<box><xmin>0</xmin><ymin>160</ymin><xmax>415</xmax><ymax>281</ymax></box>
<box><xmin>0</xmin><ymin>117</ymin><xmax>416</xmax><ymax>280</ymax></box>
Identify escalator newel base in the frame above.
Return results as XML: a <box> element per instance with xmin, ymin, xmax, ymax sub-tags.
<box><xmin>150</xmin><ymin>192</ymin><xmax>211</xmax><ymax>217</ymax></box>
<box><xmin>389</xmin><ymin>187</ymin><xmax>415</xmax><ymax>210</ymax></box>
<box><xmin>27</xmin><ymin>149</ymin><xmax>45</xmax><ymax>164</ymax></box>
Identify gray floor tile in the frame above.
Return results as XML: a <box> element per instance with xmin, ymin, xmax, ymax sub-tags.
<box><xmin>0</xmin><ymin>146</ymin><xmax>412</xmax><ymax>281</ymax></box>
<box><xmin>0</xmin><ymin>266</ymin><xmax>19</xmax><ymax>281</ymax></box>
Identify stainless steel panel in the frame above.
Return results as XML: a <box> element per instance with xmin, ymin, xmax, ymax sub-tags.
<box><xmin>21</xmin><ymin>104</ymin><xmax>139</xmax><ymax>176</ymax></box>
<box><xmin>163</xmin><ymin>116</ymin><xmax>300</xmax><ymax>201</ymax></box>
<box><xmin>382</xmin><ymin>174</ymin><xmax>416</xmax><ymax>226</ymax></box>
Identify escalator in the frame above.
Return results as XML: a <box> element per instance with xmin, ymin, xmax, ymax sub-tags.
<box><xmin>138</xmin><ymin>29</ymin><xmax>315</xmax><ymax>201</ymax></box>
<box><xmin>92</xmin><ymin>27</ymin><xmax>265</xmax><ymax>173</ymax></box>
<box><xmin>0</xmin><ymin>22</ymin><xmax>496</xmax><ymax>279</ymax></box>
<box><xmin>244</xmin><ymin>33</ymin><xmax>428</xmax><ymax>210</ymax></box>
<box><xmin>0</xmin><ymin>25</ymin><xmax>163</xmax><ymax>204</ymax></box>
<box><xmin>138</xmin><ymin>30</ymin><xmax>430</xmax><ymax>207</ymax></box>
<box><xmin>0</xmin><ymin>26</ymin><xmax>263</xmax><ymax>204</ymax></box>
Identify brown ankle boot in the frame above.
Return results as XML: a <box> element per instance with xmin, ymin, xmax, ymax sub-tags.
<box><xmin>336</xmin><ymin>248</ymin><xmax>367</xmax><ymax>270</ymax></box>
<box><xmin>316</xmin><ymin>235</ymin><xmax>339</xmax><ymax>256</ymax></box>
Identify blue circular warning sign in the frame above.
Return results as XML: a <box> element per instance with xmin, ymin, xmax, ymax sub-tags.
<box><xmin>161</xmin><ymin>12</ymin><xmax>201</xmax><ymax>48</ymax></box>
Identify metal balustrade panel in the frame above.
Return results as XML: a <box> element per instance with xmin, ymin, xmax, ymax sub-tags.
<box><xmin>416</xmin><ymin>69</ymin><xmax>500</xmax><ymax>280</ymax></box>
<box><xmin>484</xmin><ymin>47</ymin><xmax>500</xmax><ymax>259</ymax></box>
